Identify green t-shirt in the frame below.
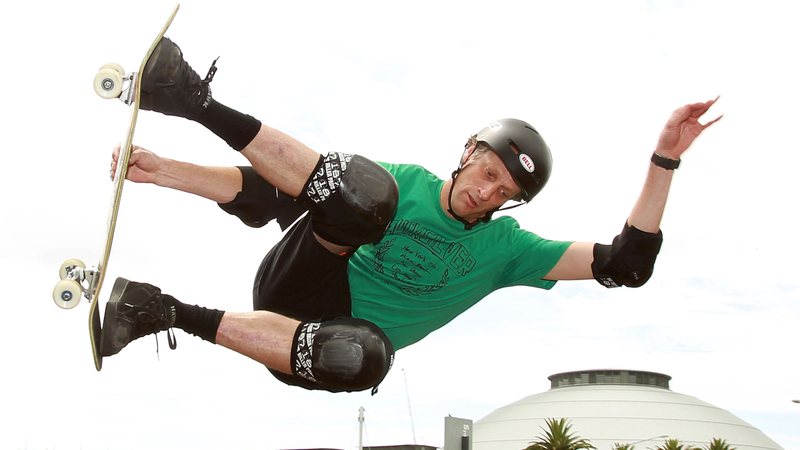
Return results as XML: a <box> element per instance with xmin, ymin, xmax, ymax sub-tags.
<box><xmin>348</xmin><ymin>163</ymin><xmax>571</xmax><ymax>350</ymax></box>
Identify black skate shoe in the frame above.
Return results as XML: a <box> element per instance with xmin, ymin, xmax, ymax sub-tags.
<box><xmin>100</xmin><ymin>277</ymin><xmax>177</xmax><ymax>357</ymax></box>
<box><xmin>140</xmin><ymin>37</ymin><xmax>217</xmax><ymax>119</ymax></box>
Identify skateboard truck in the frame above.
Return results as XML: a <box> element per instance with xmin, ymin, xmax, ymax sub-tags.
<box><xmin>53</xmin><ymin>259</ymin><xmax>100</xmax><ymax>309</ymax></box>
<box><xmin>92</xmin><ymin>64</ymin><xmax>140</xmax><ymax>106</ymax></box>
<box><xmin>119</xmin><ymin>72</ymin><xmax>140</xmax><ymax>106</ymax></box>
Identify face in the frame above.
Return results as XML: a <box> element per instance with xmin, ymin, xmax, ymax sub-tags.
<box><xmin>446</xmin><ymin>148</ymin><xmax>522</xmax><ymax>222</ymax></box>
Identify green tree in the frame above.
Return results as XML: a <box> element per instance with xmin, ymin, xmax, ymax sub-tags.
<box><xmin>653</xmin><ymin>438</ymin><xmax>701</xmax><ymax>450</ymax></box>
<box><xmin>611</xmin><ymin>444</ymin><xmax>635</xmax><ymax>450</ymax></box>
<box><xmin>705</xmin><ymin>438</ymin><xmax>736</xmax><ymax>450</ymax></box>
<box><xmin>523</xmin><ymin>418</ymin><xmax>596</xmax><ymax>450</ymax></box>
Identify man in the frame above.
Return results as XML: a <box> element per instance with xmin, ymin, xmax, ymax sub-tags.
<box><xmin>100</xmin><ymin>37</ymin><xmax>721</xmax><ymax>393</ymax></box>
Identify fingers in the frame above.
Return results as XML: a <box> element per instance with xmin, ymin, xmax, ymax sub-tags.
<box><xmin>682</xmin><ymin>96</ymin><xmax>717</xmax><ymax>116</ymax></box>
<box><xmin>697</xmin><ymin>96</ymin><xmax>722</xmax><ymax>129</ymax></box>
<box><xmin>110</xmin><ymin>144</ymin><xmax>142</xmax><ymax>181</ymax></box>
<box><xmin>674</xmin><ymin>97</ymin><xmax>722</xmax><ymax>129</ymax></box>
<box><xmin>110</xmin><ymin>144</ymin><xmax>121</xmax><ymax>180</ymax></box>
<box><xmin>702</xmin><ymin>113</ymin><xmax>723</xmax><ymax>130</ymax></box>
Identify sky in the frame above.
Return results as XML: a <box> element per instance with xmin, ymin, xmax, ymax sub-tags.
<box><xmin>1</xmin><ymin>0</ymin><xmax>799</xmax><ymax>449</ymax></box>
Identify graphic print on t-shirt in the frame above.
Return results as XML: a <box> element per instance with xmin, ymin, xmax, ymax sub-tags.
<box><xmin>370</xmin><ymin>218</ymin><xmax>476</xmax><ymax>296</ymax></box>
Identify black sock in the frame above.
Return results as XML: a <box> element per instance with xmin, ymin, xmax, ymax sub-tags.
<box><xmin>195</xmin><ymin>99</ymin><xmax>262</xmax><ymax>151</ymax></box>
<box><xmin>162</xmin><ymin>295</ymin><xmax>225</xmax><ymax>344</ymax></box>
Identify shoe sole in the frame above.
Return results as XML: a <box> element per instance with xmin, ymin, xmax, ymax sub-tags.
<box><xmin>99</xmin><ymin>277</ymin><xmax>131</xmax><ymax>356</ymax></box>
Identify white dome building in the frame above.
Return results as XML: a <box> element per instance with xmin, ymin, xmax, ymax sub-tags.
<box><xmin>473</xmin><ymin>369</ymin><xmax>783</xmax><ymax>450</ymax></box>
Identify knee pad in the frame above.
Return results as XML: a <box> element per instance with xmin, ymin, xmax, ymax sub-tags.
<box><xmin>299</xmin><ymin>153</ymin><xmax>398</xmax><ymax>246</ymax></box>
<box><xmin>592</xmin><ymin>223</ymin><xmax>663</xmax><ymax>288</ymax></box>
<box><xmin>292</xmin><ymin>317</ymin><xmax>395</xmax><ymax>392</ymax></box>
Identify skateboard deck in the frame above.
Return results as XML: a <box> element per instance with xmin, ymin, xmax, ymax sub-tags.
<box><xmin>52</xmin><ymin>3</ymin><xmax>180</xmax><ymax>371</ymax></box>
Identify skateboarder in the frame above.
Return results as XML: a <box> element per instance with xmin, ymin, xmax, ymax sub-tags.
<box><xmin>100</xmin><ymin>37</ymin><xmax>721</xmax><ymax>393</ymax></box>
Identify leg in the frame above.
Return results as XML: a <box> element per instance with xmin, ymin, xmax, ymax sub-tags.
<box><xmin>215</xmin><ymin>311</ymin><xmax>298</xmax><ymax>374</ymax></box>
<box><xmin>100</xmin><ymin>279</ymin><xmax>393</xmax><ymax>392</ymax></box>
<box><xmin>140</xmin><ymin>37</ymin><xmax>318</xmax><ymax>201</ymax></box>
<box><xmin>214</xmin><ymin>313</ymin><xmax>395</xmax><ymax>393</ymax></box>
<box><xmin>240</xmin><ymin>126</ymin><xmax>320</xmax><ymax>199</ymax></box>
<box><xmin>140</xmin><ymin>38</ymin><xmax>397</xmax><ymax>247</ymax></box>
<box><xmin>132</xmin><ymin>38</ymin><xmax>397</xmax><ymax>391</ymax></box>
<box><xmin>99</xmin><ymin>277</ymin><xmax>297</xmax><ymax>374</ymax></box>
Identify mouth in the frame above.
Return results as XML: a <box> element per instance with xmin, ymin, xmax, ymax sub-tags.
<box><xmin>466</xmin><ymin>193</ymin><xmax>478</xmax><ymax>209</ymax></box>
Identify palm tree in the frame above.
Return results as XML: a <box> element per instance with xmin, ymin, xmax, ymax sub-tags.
<box><xmin>612</xmin><ymin>444</ymin><xmax>635</xmax><ymax>450</ymax></box>
<box><xmin>653</xmin><ymin>438</ymin><xmax>701</xmax><ymax>450</ymax></box>
<box><xmin>524</xmin><ymin>418</ymin><xmax>596</xmax><ymax>450</ymax></box>
<box><xmin>705</xmin><ymin>438</ymin><xmax>736</xmax><ymax>450</ymax></box>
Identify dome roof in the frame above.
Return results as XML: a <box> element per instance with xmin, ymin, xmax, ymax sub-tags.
<box><xmin>474</xmin><ymin>369</ymin><xmax>783</xmax><ymax>450</ymax></box>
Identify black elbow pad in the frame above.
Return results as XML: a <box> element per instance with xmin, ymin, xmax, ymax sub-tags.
<box><xmin>592</xmin><ymin>223</ymin><xmax>664</xmax><ymax>288</ymax></box>
<box><xmin>218</xmin><ymin>166</ymin><xmax>306</xmax><ymax>229</ymax></box>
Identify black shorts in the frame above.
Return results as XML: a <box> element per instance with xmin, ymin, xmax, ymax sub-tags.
<box><xmin>218</xmin><ymin>166</ymin><xmax>353</xmax><ymax>320</ymax></box>
<box><xmin>252</xmin><ymin>214</ymin><xmax>352</xmax><ymax>321</ymax></box>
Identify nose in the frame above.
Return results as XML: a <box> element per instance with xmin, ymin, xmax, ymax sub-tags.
<box><xmin>478</xmin><ymin>183</ymin><xmax>500</xmax><ymax>201</ymax></box>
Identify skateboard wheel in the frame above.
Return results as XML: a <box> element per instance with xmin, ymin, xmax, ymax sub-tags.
<box><xmin>59</xmin><ymin>258</ymin><xmax>86</xmax><ymax>280</ymax></box>
<box><xmin>100</xmin><ymin>63</ymin><xmax>125</xmax><ymax>77</ymax></box>
<box><xmin>53</xmin><ymin>279</ymin><xmax>83</xmax><ymax>309</ymax></box>
<box><xmin>94</xmin><ymin>68</ymin><xmax>123</xmax><ymax>99</ymax></box>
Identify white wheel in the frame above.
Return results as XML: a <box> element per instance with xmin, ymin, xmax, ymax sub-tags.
<box><xmin>59</xmin><ymin>258</ymin><xmax>85</xmax><ymax>280</ymax></box>
<box><xmin>53</xmin><ymin>279</ymin><xmax>83</xmax><ymax>309</ymax></box>
<box><xmin>100</xmin><ymin>63</ymin><xmax>125</xmax><ymax>77</ymax></box>
<box><xmin>93</xmin><ymin>68</ymin><xmax>123</xmax><ymax>99</ymax></box>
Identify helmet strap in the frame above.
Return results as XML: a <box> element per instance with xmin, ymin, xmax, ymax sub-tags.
<box><xmin>495</xmin><ymin>201</ymin><xmax>527</xmax><ymax>213</ymax></box>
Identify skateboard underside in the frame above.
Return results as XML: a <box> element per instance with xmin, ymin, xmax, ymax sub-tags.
<box><xmin>52</xmin><ymin>3</ymin><xmax>181</xmax><ymax>371</ymax></box>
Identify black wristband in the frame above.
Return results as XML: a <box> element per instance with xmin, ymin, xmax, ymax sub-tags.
<box><xmin>651</xmin><ymin>152</ymin><xmax>680</xmax><ymax>170</ymax></box>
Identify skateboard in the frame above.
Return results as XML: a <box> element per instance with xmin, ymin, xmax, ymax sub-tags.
<box><xmin>52</xmin><ymin>3</ymin><xmax>181</xmax><ymax>371</ymax></box>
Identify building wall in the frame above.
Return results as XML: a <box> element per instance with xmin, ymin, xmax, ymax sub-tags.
<box><xmin>473</xmin><ymin>372</ymin><xmax>783</xmax><ymax>450</ymax></box>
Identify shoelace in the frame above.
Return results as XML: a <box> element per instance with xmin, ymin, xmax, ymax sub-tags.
<box><xmin>203</xmin><ymin>58</ymin><xmax>218</xmax><ymax>84</ymax></box>
<box><xmin>154</xmin><ymin>329</ymin><xmax>178</xmax><ymax>361</ymax></box>
<box><xmin>123</xmin><ymin>302</ymin><xmax>178</xmax><ymax>351</ymax></box>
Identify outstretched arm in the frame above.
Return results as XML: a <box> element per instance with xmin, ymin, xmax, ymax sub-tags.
<box><xmin>111</xmin><ymin>145</ymin><xmax>242</xmax><ymax>203</ymax></box>
<box><xmin>545</xmin><ymin>98</ymin><xmax>722</xmax><ymax>281</ymax></box>
<box><xmin>628</xmin><ymin>97</ymin><xmax>722</xmax><ymax>232</ymax></box>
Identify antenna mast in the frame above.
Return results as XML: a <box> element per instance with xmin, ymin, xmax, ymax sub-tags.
<box><xmin>358</xmin><ymin>406</ymin><xmax>365</xmax><ymax>450</ymax></box>
<box><xmin>402</xmin><ymin>368</ymin><xmax>418</xmax><ymax>445</ymax></box>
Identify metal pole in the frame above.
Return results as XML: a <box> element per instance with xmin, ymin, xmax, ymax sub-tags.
<box><xmin>402</xmin><ymin>369</ymin><xmax>418</xmax><ymax>445</ymax></box>
<box><xmin>359</xmin><ymin>406</ymin><xmax>365</xmax><ymax>450</ymax></box>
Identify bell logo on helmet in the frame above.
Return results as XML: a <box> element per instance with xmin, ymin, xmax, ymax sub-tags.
<box><xmin>518</xmin><ymin>153</ymin><xmax>535</xmax><ymax>173</ymax></box>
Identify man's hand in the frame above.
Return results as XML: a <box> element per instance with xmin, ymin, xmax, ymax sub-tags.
<box><xmin>110</xmin><ymin>145</ymin><xmax>161</xmax><ymax>183</ymax></box>
<box><xmin>655</xmin><ymin>97</ymin><xmax>722</xmax><ymax>159</ymax></box>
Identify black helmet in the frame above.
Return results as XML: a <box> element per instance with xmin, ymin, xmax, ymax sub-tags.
<box><xmin>474</xmin><ymin>118</ymin><xmax>552</xmax><ymax>202</ymax></box>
